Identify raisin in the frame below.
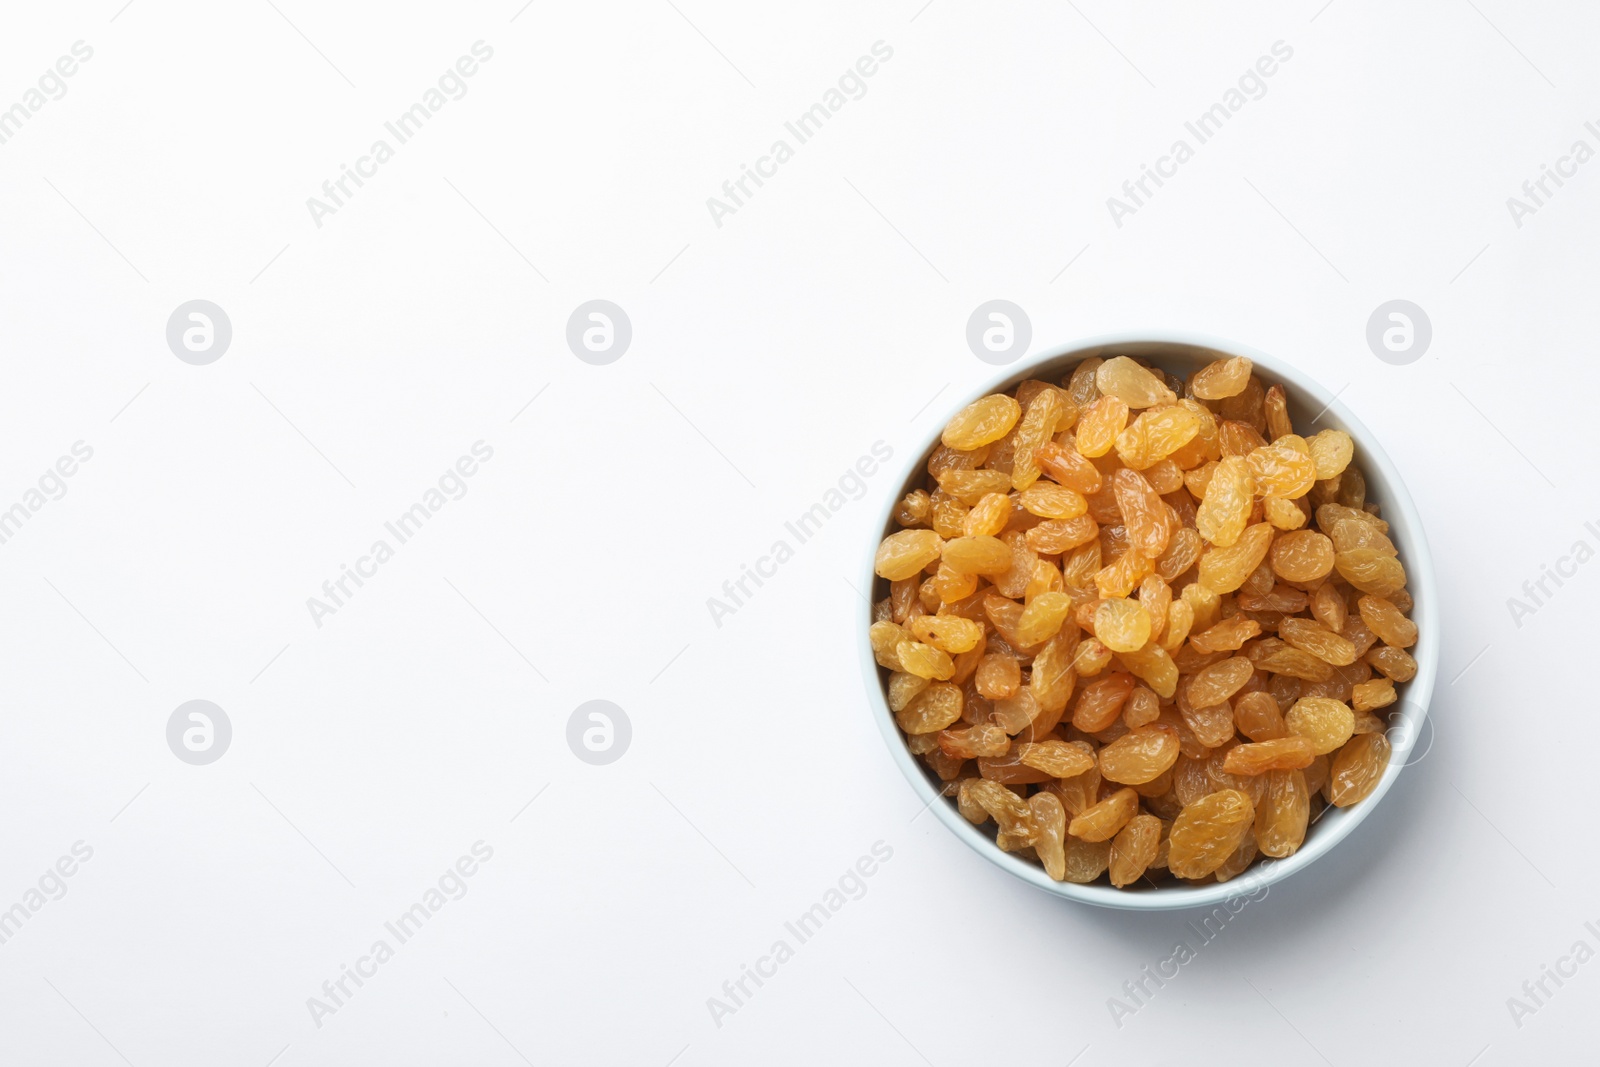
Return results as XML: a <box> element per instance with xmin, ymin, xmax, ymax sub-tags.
<box><xmin>1093</xmin><ymin>597</ymin><xmax>1153</xmax><ymax>654</ymax></box>
<box><xmin>974</xmin><ymin>653</ymin><xmax>1022</xmax><ymax>700</ymax></box>
<box><xmin>1117</xmin><ymin>642</ymin><xmax>1180</xmax><ymax>699</ymax></box>
<box><xmin>942</xmin><ymin>535</ymin><xmax>1014</xmax><ymax>576</ymax></box>
<box><xmin>896</xmin><ymin>682</ymin><xmax>963</xmax><ymax>733</ymax></box>
<box><xmin>1285</xmin><ymin>697</ymin><xmax>1355</xmax><ymax>755</ymax></box>
<box><xmin>1067</xmin><ymin>786</ymin><xmax>1140</xmax><ymax>842</ymax></box>
<box><xmin>1097</xmin><ymin>356</ymin><xmax>1178</xmax><ymax>408</ymax></box>
<box><xmin>1011</xmin><ymin>390</ymin><xmax>1066</xmax><ymax>490</ymax></box>
<box><xmin>938</xmin><ymin>723</ymin><xmax>1009</xmax><ymax>759</ymax></box>
<box><xmin>1307</xmin><ymin>429</ymin><xmax>1354</xmax><ymax>480</ymax></box>
<box><xmin>1016</xmin><ymin>591</ymin><xmax>1075</xmax><ymax>646</ymax></box>
<box><xmin>1029</xmin><ymin>792</ymin><xmax>1069</xmax><ymax>879</ymax></box>
<box><xmin>1026</xmin><ymin>515</ymin><xmax>1100</xmax><ymax>555</ymax></box>
<box><xmin>1222</xmin><ymin>736</ymin><xmax>1315</xmax><ymax>775</ymax></box>
<box><xmin>1063</xmin><ymin>836</ymin><xmax>1113</xmax><ymax>883</ymax></box>
<box><xmin>942</xmin><ymin>394</ymin><xmax>1022</xmax><ymax>450</ymax></box>
<box><xmin>1357</xmin><ymin>595</ymin><xmax>1417</xmax><ymax>648</ymax></box>
<box><xmin>1190</xmin><ymin>617</ymin><xmax>1262</xmax><ymax>653</ymax></box>
<box><xmin>1020</xmin><ymin>739</ymin><xmax>1098</xmax><ymax>778</ymax></box>
<box><xmin>1037</xmin><ymin>440</ymin><xmax>1103</xmax><ymax>493</ymax></box>
<box><xmin>1099</xmin><ymin>725</ymin><xmax>1181</xmax><ymax>784</ymax></box>
<box><xmin>1116</xmin><ymin>405</ymin><xmax>1202</xmax><ymax>470</ymax></box>
<box><xmin>1263</xmin><ymin>384</ymin><xmax>1293</xmax><ymax>440</ymax></box>
<box><xmin>1076</xmin><ymin>396</ymin><xmax>1130</xmax><ymax>458</ymax></box>
<box><xmin>1109</xmin><ymin>814</ymin><xmax>1162</xmax><ymax>887</ymax></box>
<box><xmin>1019</xmin><ymin>481</ymin><xmax>1088</xmax><ymax>520</ymax></box>
<box><xmin>1351</xmin><ymin>677</ymin><xmax>1396</xmax><ymax>712</ymax></box>
<box><xmin>1071</xmin><ymin>671</ymin><xmax>1135</xmax><ymax>731</ymax></box>
<box><xmin>1195</xmin><ymin>456</ymin><xmax>1254</xmax><ymax>548</ymax></box>
<box><xmin>1113</xmin><ymin>468</ymin><xmax>1171</xmax><ymax>559</ymax></box>
<box><xmin>1254</xmin><ymin>769</ymin><xmax>1309</xmax><ymax>857</ymax></box>
<box><xmin>1156</xmin><ymin>528</ymin><xmax>1203</xmax><ymax>581</ymax></box>
<box><xmin>1246</xmin><ymin>440</ymin><xmax>1318</xmax><ymax>499</ymax></box>
<box><xmin>1278</xmin><ymin>617</ymin><xmax>1358</xmax><ymax>666</ymax></box>
<box><xmin>1365</xmin><ymin>644</ymin><xmax>1417</xmax><ymax>682</ymax></box>
<box><xmin>896</xmin><ymin>640</ymin><xmax>955</xmax><ymax>680</ymax></box>
<box><xmin>1269</xmin><ymin>530</ymin><xmax>1336</xmax><ymax>583</ymax></box>
<box><xmin>1191</xmin><ymin>356</ymin><xmax>1253</xmax><ymax>400</ymax></box>
<box><xmin>1186</xmin><ymin>655</ymin><xmax>1255</xmax><ymax>707</ymax></box>
<box><xmin>1328</xmin><ymin>733</ymin><xmax>1390</xmax><ymax>806</ymax></box>
<box><xmin>1198</xmin><ymin>523</ymin><xmax>1274</xmax><ymax>593</ymax></box>
<box><xmin>908</xmin><ymin>614</ymin><xmax>982</xmax><ymax>654</ymax></box>
<box><xmin>1167</xmin><ymin>789</ymin><xmax>1255</xmax><ymax>879</ymax></box>
<box><xmin>874</xmin><ymin>529</ymin><xmax>944</xmax><ymax>581</ymax></box>
<box><xmin>1234</xmin><ymin>690</ymin><xmax>1287</xmax><ymax>741</ymax></box>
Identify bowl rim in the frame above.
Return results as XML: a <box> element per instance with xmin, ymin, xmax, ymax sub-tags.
<box><xmin>860</xmin><ymin>329</ymin><xmax>1439</xmax><ymax>911</ymax></box>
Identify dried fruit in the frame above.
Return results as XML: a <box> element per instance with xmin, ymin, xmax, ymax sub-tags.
<box><xmin>1020</xmin><ymin>740</ymin><xmax>1097</xmax><ymax>778</ymax></box>
<box><xmin>1221</xmin><ymin>736</ymin><xmax>1315</xmax><ymax>775</ymax></box>
<box><xmin>938</xmin><ymin>723</ymin><xmax>1009</xmax><ymax>758</ymax></box>
<box><xmin>1191</xmin><ymin>356</ymin><xmax>1253</xmax><ymax>400</ymax></box>
<box><xmin>1234</xmin><ymin>690</ymin><xmax>1287</xmax><ymax>741</ymax></box>
<box><xmin>908</xmin><ymin>614</ymin><xmax>982</xmax><ymax>654</ymax></box>
<box><xmin>1285</xmin><ymin>697</ymin><xmax>1355</xmax><ymax>755</ymax></box>
<box><xmin>1167</xmin><ymin>790</ymin><xmax>1255</xmax><ymax>879</ymax></box>
<box><xmin>1029</xmin><ymin>792</ymin><xmax>1068</xmax><ymax>879</ymax></box>
<box><xmin>1016</xmin><ymin>591</ymin><xmax>1074</xmax><ymax>646</ymax></box>
<box><xmin>1358</xmin><ymin>595</ymin><xmax>1417</xmax><ymax>648</ymax></box>
<box><xmin>1367</xmin><ymin>644</ymin><xmax>1417</xmax><ymax>682</ymax></box>
<box><xmin>1198</xmin><ymin>523</ymin><xmax>1274</xmax><ymax>593</ymax></box>
<box><xmin>875</xmin><ymin>357</ymin><xmax>1421</xmax><ymax>889</ymax></box>
<box><xmin>1099</xmin><ymin>725</ymin><xmax>1181</xmax><ymax>784</ymax></box>
<box><xmin>1190</xmin><ymin>617</ymin><xmax>1261</xmax><ymax>653</ymax></box>
<box><xmin>1068</xmin><ymin>787</ymin><xmax>1140</xmax><ymax>842</ymax></box>
<box><xmin>1036</xmin><ymin>441</ymin><xmax>1102</xmax><ymax>494</ymax></box>
<box><xmin>1109</xmin><ymin>814</ymin><xmax>1162</xmax><ymax>887</ymax></box>
<box><xmin>1093</xmin><ymin>597</ymin><xmax>1153</xmax><ymax>654</ymax></box>
<box><xmin>1019</xmin><ymin>481</ymin><xmax>1087</xmax><ymax>520</ymax></box>
<box><xmin>1328</xmin><ymin>733</ymin><xmax>1390</xmax><ymax>806</ymax></box>
<box><xmin>1097</xmin><ymin>357</ymin><xmax>1178</xmax><ymax>408</ymax></box>
<box><xmin>896</xmin><ymin>683</ymin><xmax>963</xmax><ymax>733</ymax></box>
<box><xmin>1278</xmin><ymin>617</ymin><xmax>1358</xmax><ymax>666</ymax></box>
<box><xmin>1186</xmin><ymin>656</ymin><xmax>1255</xmax><ymax>707</ymax></box>
<box><xmin>896</xmin><ymin>641</ymin><xmax>955</xmax><ymax>680</ymax></box>
<box><xmin>1195</xmin><ymin>457</ymin><xmax>1254</xmax><ymax>547</ymax></box>
<box><xmin>875</xmin><ymin>529</ymin><xmax>943</xmax><ymax>581</ymax></box>
<box><xmin>1269</xmin><ymin>530</ymin><xmax>1336</xmax><ymax>583</ymax></box>
<box><xmin>943</xmin><ymin>394</ymin><xmax>1022</xmax><ymax>450</ymax></box>
<box><xmin>1254</xmin><ymin>769</ymin><xmax>1309</xmax><ymax>857</ymax></box>
<box><xmin>1113</xmin><ymin>468</ymin><xmax>1170</xmax><ymax>559</ymax></box>
<box><xmin>1076</xmin><ymin>396</ymin><xmax>1130</xmax><ymax>458</ymax></box>
<box><xmin>1247</xmin><ymin>440</ymin><xmax>1317</xmax><ymax>499</ymax></box>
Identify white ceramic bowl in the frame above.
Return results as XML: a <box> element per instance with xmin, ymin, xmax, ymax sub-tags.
<box><xmin>860</xmin><ymin>331</ymin><xmax>1438</xmax><ymax>911</ymax></box>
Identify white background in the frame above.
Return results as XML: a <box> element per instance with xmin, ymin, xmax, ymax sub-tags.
<box><xmin>0</xmin><ymin>1</ymin><xmax>1594</xmax><ymax>1064</ymax></box>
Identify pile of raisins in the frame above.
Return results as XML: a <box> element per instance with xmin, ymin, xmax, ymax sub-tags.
<box><xmin>871</xmin><ymin>355</ymin><xmax>1418</xmax><ymax>888</ymax></box>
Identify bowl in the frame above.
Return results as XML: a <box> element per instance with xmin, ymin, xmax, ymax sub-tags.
<box><xmin>859</xmin><ymin>331</ymin><xmax>1438</xmax><ymax>911</ymax></box>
